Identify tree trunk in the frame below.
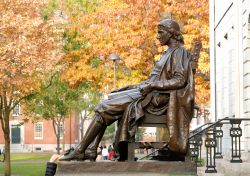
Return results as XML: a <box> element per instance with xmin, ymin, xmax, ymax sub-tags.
<box><xmin>0</xmin><ymin>92</ymin><xmax>12</xmax><ymax>176</ymax></box>
<box><xmin>57</xmin><ymin>123</ymin><xmax>60</xmax><ymax>154</ymax></box>
<box><xmin>62</xmin><ymin>122</ymin><xmax>65</xmax><ymax>152</ymax></box>
<box><xmin>4</xmin><ymin>119</ymin><xmax>10</xmax><ymax>176</ymax></box>
<box><xmin>80</xmin><ymin>112</ymin><xmax>84</xmax><ymax>140</ymax></box>
<box><xmin>4</xmin><ymin>133</ymin><xmax>11</xmax><ymax>176</ymax></box>
<box><xmin>52</xmin><ymin>120</ymin><xmax>61</xmax><ymax>155</ymax></box>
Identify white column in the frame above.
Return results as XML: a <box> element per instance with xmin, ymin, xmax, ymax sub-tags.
<box><xmin>233</xmin><ymin>0</ymin><xmax>244</xmax><ymax>119</ymax></box>
<box><xmin>209</xmin><ymin>0</ymin><xmax>216</xmax><ymax>122</ymax></box>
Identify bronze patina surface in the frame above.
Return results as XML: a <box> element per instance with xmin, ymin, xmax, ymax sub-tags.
<box><xmin>60</xmin><ymin>19</ymin><xmax>194</xmax><ymax>161</ymax></box>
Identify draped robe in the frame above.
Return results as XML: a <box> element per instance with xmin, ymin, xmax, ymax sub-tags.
<box><xmin>95</xmin><ymin>46</ymin><xmax>194</xmax><ymax>154</ymax></box>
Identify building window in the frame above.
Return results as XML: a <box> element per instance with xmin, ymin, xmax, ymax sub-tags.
<box><xmin>12</xmin><ymin>104</ymin><xmax>20</xmax><ymax>116</ymax></box>
<box><xmin>224</xmin><ymin>33</ymin><xmax>228</xmax><ymax>40</ymax></box>
<box><xmin>217</xmin><ymin>42</ymin><xmax>221</xmax><ymax>47</ymax></box>
<box><xmin>34</xmin><ymin>122</ymin><xmax>43</xmax><ymax>139</ymax></box>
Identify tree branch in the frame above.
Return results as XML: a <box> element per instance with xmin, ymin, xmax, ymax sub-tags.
<box><xmin>8</xmin><ymin>93</ymin><xmax>13</xmax><ymax>111</ymax></box>
<box><xmin>52</xmin><ymin>120</ymin><xmax>59</xmax><ymax>138</ymax></box>
<box><xmin>0</xmin><ymin>96</ymin><xmax>5</xmax><ymax>133</ymax></box>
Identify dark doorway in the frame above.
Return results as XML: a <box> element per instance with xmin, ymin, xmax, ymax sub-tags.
<box><xmin>11</xmin><ymin>125</ymin><xmax>21</xmax><ymax>144</ymax></box>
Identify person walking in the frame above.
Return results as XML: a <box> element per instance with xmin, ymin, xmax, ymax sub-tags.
<box><xmin>101</xmin><ymin>145</ymin><xmax>108</xmax><ymax>160</ymax></box>
<box><xmin>108</xmin><ymin>148</ymin><xmax>115</xmax><ymax>160</ymax></box>
<box><xmin>2</xmin><ymin>146</ymin><xmax>5</xmax><ymax>162</ymax></box>
<box><xmin>108</xmin><ymin>145</ymin><xmax>112</xmax><ymax>153</ymax></box>
<box><xmin>107</xmin><ymin>144</ymin><xmax>113</xmax><ymax>160</ymax></box>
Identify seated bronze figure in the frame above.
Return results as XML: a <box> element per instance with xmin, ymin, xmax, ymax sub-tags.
<box><xmin>60</xmin><ymin>18</ymin><xmax>194</xmax><ymax>161</ymax></box>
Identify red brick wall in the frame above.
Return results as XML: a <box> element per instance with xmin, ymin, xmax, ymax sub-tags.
<box><xmin>24</xmin><ymin>120</ymin><xmax>56</xmax><ymax>144</ymax></box>
<box><xmin>64</xmin><ymin>111</ymin><xmax>80</xmax><ymax>144</ymax></box>
<box><xmin>0</xmin><ymin>111</ymin><xmax>80</xmax><ymax>145</ymax></box>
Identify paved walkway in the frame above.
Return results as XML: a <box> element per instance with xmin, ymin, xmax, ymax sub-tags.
<box><xmin>197</xmin><ymin>152</ymin><xmax>250</xmax><ymax>176</ymax></box>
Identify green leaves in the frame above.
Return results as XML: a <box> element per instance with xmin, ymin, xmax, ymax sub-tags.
<box><xmin>42</xmin><ymin>0</ymin><xmax>59</xmax><ymax>21</ymax></box>
<box><xmin>90</xmin><ymin>57</ymin><xmax>102</xmax><ymax>68</ymax></box>
<box><xmin>23</xmin><ymin>73</ymin><xmax>102</xmax><ymax>121</ymax></box>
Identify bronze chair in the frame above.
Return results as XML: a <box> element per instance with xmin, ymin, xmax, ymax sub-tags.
<box><xmin>127</xmin><ymin>41</ymin><xmax>202</xmax><ymax>161</ymax></box>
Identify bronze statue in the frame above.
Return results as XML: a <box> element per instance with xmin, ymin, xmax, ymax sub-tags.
<box><xmin>60</xmin><ymin>18</ymin><xmax>194</xmax><ymax>161</ymax></box>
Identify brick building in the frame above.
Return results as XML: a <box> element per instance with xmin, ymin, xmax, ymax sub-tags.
<box><xmin>0</xmin><ymin>104</ymin><xmax>91</xmax><ymax>153</ymax></box>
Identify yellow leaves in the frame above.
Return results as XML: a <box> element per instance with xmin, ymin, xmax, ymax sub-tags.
<box><xmin>197</xmin><ymin>51</ymin><xmax>209</xmax><ymax>73</ymax></box>
<box><xmin>195</xmin><ymin>83</ymin><xmax>210</xmax><ymax>105</ymax></box>
<box><xmin>154</xmin><ymin>54</ymin><xmax>162</xmax><ymax>62</ymax></box>
<box><xmin>60</xmin><ymin>0</ymin><xmax>209</xmax><ymax>100</ymax></box>
<box><xmin>62</xmin><ymin>61</ymin><xmax>100</xmax><ymax>86</ymax></box>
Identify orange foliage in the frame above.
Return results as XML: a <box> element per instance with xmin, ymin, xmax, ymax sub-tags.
<box><xmin>61</xmin><ymin>0</ymin><xmax>210</xmax><ymax>104</ymax></box>
<box><xmin>0</xmin><ymin>0</ymin><xmax>63</xmax><ymax>99</ymax></box>
<box><xmin>0</xmin><ymin>1</ymin><xmax>64</xmax><ymax>175</ymax></box>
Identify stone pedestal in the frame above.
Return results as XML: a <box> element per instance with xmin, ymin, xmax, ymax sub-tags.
<box><xmin>56</xmin><ymin>161</ymin><xmax>196</xmax><ymax>176</ymax></box>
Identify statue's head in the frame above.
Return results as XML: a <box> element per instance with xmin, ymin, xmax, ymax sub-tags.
<box><xmin>157</xmin><ymin>19</ymin><xmax>184</xmax><ymax>45</ymax></box>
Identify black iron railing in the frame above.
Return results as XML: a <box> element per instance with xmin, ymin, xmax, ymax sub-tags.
<box><xmin>138</xmin><ymin>117</ymin><xmax>250</xmax><ymax>174</ymax></box>
<box><xmin>189</xmin><ymin>117</ymin><xmax>250</xmax><ymax>173</ymax></box>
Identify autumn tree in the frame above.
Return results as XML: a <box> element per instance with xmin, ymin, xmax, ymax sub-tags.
<box><xmin>60</xmin><ymin>0</ymin><xmax>209</xmax><ymax>105</ymax></box>
<box><xmin>41</xmin><ymin>0</ymin><xmax>103</xmax><ymax>140</ymax></box>
<box><xmin>0</xmin><ymin>0</ymin><xmax>63</xmax><ymax>175</ymax></box>
<box><xmin>23</xmin><ymin>74</ymin><xmax>101</xmax><ymax>154</ymax></box>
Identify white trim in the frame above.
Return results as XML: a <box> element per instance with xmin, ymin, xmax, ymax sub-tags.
<box><xmin>34</xmin><ymin>122</ymin><xmax>43</xmax><ymax>140</ymax></box>
<box><xmin>233</xmin><ymin>0</ymin><xmax>244</xmax><ymax>119</ymax></box>
<box><xmin>210</xmin><ymin>0</ymin><xmax>216</xmax><ymax>121</ymax></box>
<box><xmin>12</xmin><ymin>103</ymin><xmax>20</xmax><ymax>116</ymax></box>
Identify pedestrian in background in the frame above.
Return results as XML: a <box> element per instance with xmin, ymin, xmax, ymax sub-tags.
<box><xmin>108</xmin><ymin>145</ymin><xmax>112</xmax><ymax>153</ymax></box>
<box><xmin>2</xmin><ymin>146</ymin><xmax>5</xmax><ymax>162</ymax></box>
<box><xmin>108</xmin><ymin>148</ymin><xmax>115</xmax><ymax>160</ymax></box>
<box><xmin>101</xmin><ymin>145</ymin><xmax>108</xmax><ymax>160</ymax></box>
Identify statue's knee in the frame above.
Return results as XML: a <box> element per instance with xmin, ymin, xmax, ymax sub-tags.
<box><xmin>95</xmin><ymin>103</ymin><xmax>102</xmax><ymax>111</ymax></box>
<box><xmin>95</xmin><ymin>113</ymin><xmax>105</xmax><ymax>124</ymax></box>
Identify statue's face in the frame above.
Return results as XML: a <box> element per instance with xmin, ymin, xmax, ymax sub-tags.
<box><xmin>157</xmin><ymin>26</ymin><xmax>171</xmax><ymax>46</ymax></box>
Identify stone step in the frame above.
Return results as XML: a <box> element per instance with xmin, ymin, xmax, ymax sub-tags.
<box><xmin>56</xmin><ymin>161</ymin><xmax>197</xmax><ymax>176</ymax></box>
<box><xmin>216</xmin><ymin>159</ymin><xmax>250</xmax><ymax>176</ymax></box>
<box><xmin>197</xmin><ymin>151</ymin><xmax>250</xmax><ymax>176</ymax></box>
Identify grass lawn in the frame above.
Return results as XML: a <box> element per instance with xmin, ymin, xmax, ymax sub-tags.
<box><xmin>9</xmin><ymin>153</ymin><xmax>51</xmax><ymax>161</ymax></box>
<box><xmin>0</xmin><ymin>163</ymin><xmax>47</xmax><ymax>176</ymax></box>
<box><xmin>0</xmin><ymin>153</ymin><xmax>52</xmax><ymax>176</ymax></box>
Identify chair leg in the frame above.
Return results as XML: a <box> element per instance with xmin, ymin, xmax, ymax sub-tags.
<box><xmin>128</xmin><ymin>142</ymin><xmax>135</xmax><ymax>161</ymax></box>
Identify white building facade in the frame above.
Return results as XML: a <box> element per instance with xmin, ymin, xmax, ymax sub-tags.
<box><xmin>210</xmin><ymin>0</ymin><xmax>250</xmax><ymax>151</ymax></box>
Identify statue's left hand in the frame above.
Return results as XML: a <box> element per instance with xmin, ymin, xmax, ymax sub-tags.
<box><xmin>140</xmin><ymin>84</ymin><xmax>153</xmax><ymax>96</ymax></box>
